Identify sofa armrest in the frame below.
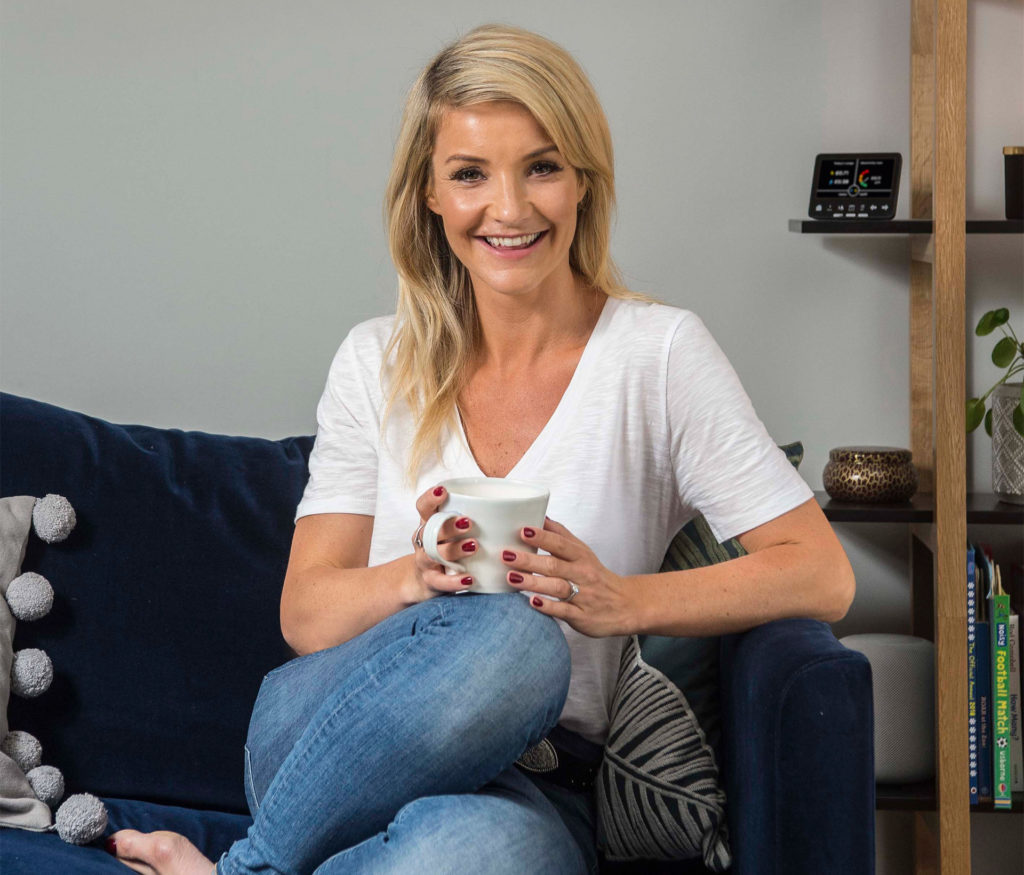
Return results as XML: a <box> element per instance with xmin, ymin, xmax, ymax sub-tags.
<box><xmin>719</xmin><ymin>618</ymin><xmax>875</xmax><ymax>875</ymax></box>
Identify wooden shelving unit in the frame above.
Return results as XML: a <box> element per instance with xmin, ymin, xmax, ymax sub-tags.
<box><xmin>793</xmin><ymin>2</ymin><xmax>1024</xmax><ymax>871</ymax></box>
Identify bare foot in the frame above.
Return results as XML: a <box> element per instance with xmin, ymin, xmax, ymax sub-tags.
<box><xmin>106</xmin><ymin>829</ymin><xmax>217</xmax><ymax>875</ymax></box>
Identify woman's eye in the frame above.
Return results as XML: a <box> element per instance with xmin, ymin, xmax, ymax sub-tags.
<box><xmin>449</xmin><ymin>162</ymin><xmax>563</xmax><ymax>183</ymax></box>
<box><xmin>450</xmin><ymin>167</ymin><xmax>483</xmax><ymax>182</ymax></box>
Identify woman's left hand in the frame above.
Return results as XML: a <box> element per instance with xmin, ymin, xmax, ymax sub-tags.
<box><xmin>502</xmin><ymin>517</ymin><xmax>637</xmax><ymax>637</ymax></box>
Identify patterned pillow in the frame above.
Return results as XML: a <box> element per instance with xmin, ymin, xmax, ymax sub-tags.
<box><xmin>595</xmin><ymin>441</ymin><xmax>805</xmax><ymax>866</ymax></box>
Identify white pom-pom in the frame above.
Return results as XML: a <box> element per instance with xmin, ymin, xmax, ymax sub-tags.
<box><xmin>1</xmin><ymin>729</ymin><xmax>43</xmax><ymax>772</ymax></box>
<box><xmin>27</xmin><ymin>764</ymin><xmax>64</xmax><ymax>807</ymax></box>
<box><xmin>6</xmin><ymin>572</ymin><xmax>54</xmax><ymax>621</ymax></box>
<box><xmin>55</xmin><ymin>793</ymin><xmax>107</xmax><ymax>844</ymax></box>
<box><xmin>11</xmin><ymin>648</ymin><xmax>53</xmax><ymax>697</ymax></box>
<box><xmin>32</xmin><ymin>494</ymin><xmax>76</xmax><ymax>543</ymax></box>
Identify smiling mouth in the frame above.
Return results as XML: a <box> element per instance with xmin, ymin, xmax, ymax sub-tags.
<box><xmin>479</xmin><ymin>231</ymin><xmax>547</xmax><ymax>250</ymax></box>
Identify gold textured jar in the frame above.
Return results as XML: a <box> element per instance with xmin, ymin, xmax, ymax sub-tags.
<box><xmin>823</xmin><ymin>446</ymin><xmax>918</xmax><ymax>503</ymax></box>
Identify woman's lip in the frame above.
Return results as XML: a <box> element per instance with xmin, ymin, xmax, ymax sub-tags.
<box><xmin>475</xmin><ymin>230</ymin><xmax>548</xmax><ymax>258</ymax></box>
<box><xmin>477</xmin><ymin>231</ymin><xmax>546</xmax><ymax>239</ymax></box>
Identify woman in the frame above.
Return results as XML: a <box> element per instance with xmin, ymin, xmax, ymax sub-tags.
<box><xmin>108</xmin><ymin>23</ymin><xmax>854</xmax><ymax>875</ymax></box>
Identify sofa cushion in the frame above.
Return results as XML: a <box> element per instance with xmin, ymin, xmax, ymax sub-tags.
<box><xmin>0</xmin><ymin>393</ymin><xmax>313</xmax><ymax>814</ymax></box>
<box><xmin>0</xmin><ymin>796</ymin><xmax>252</xmax><ymax>874</ymax></box>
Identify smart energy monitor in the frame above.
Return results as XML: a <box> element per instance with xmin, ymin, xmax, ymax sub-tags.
<box><xmin>808</xmin><ymin>153</ymin><xmax>901</xmax><ymax>220</ymax></box>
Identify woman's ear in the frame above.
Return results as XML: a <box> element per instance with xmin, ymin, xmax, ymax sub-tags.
<box><xmin>424</xmin><ymin>173</ymin><xmax>441</xmax><ymax>215</ymax></box>
<box><xmin>575</xmin><ymin>172</ymin><xmax>588</xmax><ymax>210</ymax></box>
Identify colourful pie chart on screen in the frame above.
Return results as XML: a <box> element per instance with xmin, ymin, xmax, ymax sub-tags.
<box><xmin>858</xmin><ymin>169</ymin><xmax>870</xmax><ymax>188</ymax></box>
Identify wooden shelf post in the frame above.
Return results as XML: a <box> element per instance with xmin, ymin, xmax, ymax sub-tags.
<box><xmin>912</xmin><ymin>0</ymin><xmax>970</xmax><ymax>871</ymax></box>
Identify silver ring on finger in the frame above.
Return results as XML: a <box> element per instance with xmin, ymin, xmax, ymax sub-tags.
<box><xmin>564</xmin><ymin>581</ymin><xmax>580</xmax><ymax>602</ymax></box>
<box><xmin>412</xmin><ymin>522</ymin><xmax>425</xmax><ymax>550</ymax></box>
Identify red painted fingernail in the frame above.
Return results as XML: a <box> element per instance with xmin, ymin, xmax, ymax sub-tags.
<box><xmin>455</xmin><ymin>517</ymin><xmax>471</xmax><ymax>530</ymax></box>
<box><xmin>461</xmin><ymin>576</ymin><xmax>473</xmax><ymax>586</ymax></box>
<box><xmin>532</xmin><ymin>597</ymin><xmax>543</xmax><ymax>607</ymax></box>
<box><xmin>105</xmin><ymin>838</ymin><xmax>117</xmax><ymax>855</ymax></box>
<box><xmin>523</xmin><ymin>527</ymin><xmax>536</xmax><ymax>538</ymax></box>
<box><xmin>509</xmin><ymin>572</ymin><xmax>524</xmax><ymax>584</ymax></box>
<box><xmin>461</xmin><ymin>541</ymin><xmax>476</xmax><ymax>553</ymax></box>
<box><xmin>433</xmin><ymin>486</ymin><xmax>444</xmax><ymax>497</ymax></box>
<box><xmin>503</xmin><ymin>550</ymin><xmax>516</xmax><ymax>562</ymax></box>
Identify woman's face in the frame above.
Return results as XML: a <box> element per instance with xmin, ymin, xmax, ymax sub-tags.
<box><xmin>425</xmin><ymin>101</ymin><xmax>586</xmax><ymax>303</ymax></box>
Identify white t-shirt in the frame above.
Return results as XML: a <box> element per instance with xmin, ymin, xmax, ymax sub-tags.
<box><xmin>295</xmin><ymin>296</ymin><xmax>814</xmax><ymax>745</ymax></box>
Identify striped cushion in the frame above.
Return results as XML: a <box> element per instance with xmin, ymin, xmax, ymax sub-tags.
<box><xmin>596</xmin><ymin>441</ymin><xmax>804</xmax><ymax>866</ymax></box>
<box><xmin>597</xmin><ymin>636</ymin><xmax>730</xmax><ymax>867</ymax></box>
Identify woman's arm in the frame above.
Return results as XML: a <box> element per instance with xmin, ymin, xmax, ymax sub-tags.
<box><xmin>280</xmin><ymin>513</ymin><xmax>420</xmax><ymax>656</ymax></box>
<box><xmin>626</xmin><ymin>496</ymin><xmax>855</xmax><ymax>637</ymax></box>
<box><xmin>281</xmin><ymin>487</ymin><xmax>482</xmax><ymax>656</ymax></box>
<box><xmin>503</xmin><ymin>496</ymin><xmax>854</xmax><ymax>639</ymax></box>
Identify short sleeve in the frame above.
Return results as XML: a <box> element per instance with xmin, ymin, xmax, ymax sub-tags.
<box><xmin>294</xmin><ymin>328</ymin><xmax>380</xmax><ymax>522</ymax></box>
<box><xmin>667</xmin><ymin>312</ymin><xmax>813</xmax><ymax>544</ymax></box>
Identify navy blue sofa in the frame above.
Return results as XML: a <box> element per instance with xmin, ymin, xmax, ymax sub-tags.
<box><xmin>0</xmin><ymin>393</ymin><xmax>875</xmax><ymax>874</ymax></box>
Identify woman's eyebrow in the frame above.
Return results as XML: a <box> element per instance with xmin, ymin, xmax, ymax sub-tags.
<box><xmin>444</xmin><ymin>145</ymin><xmax>559</xmax><ymax>165</ymax></box>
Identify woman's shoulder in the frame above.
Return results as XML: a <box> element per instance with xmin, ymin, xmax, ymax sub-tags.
<box><xmin>605</xmin><ymin>296</ymin><xmax>702</xmax><ymax>343</ymax></box>
<box><xmin>324</xmin><ymin>314</ymin><xmax>396</xmax><ymax>388</ymax></box>
<box><xmin>343</xmin><ymin>313</ymin><xmax>397</xmax><ymax>351</ymax></box>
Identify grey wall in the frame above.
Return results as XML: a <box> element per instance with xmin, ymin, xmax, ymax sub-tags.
<box><xmin>2</xmin><ymin>2</ymin><xmax>1022</xmax><ymax>870</ymax></box>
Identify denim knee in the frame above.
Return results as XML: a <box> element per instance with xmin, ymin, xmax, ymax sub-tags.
<box><xmin>446</xmin><ymin>593</ymin><xmax>572</xmax><ymax>734</ymax></box>
<box><xmin>310</xmin><ymin>768</ymin><xmax>588</xmax><ymax>875</ymax></box>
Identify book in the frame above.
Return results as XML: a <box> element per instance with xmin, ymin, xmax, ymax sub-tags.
<box><xmin>974</xmin><ymin>542</ymin><xmax>993</xmax><ymax>802</ymax></box>
<box><xmin>968</xmin><ymin>544</ymin><xmax>980</xmax><ymax>804</ymax></box>
<box><xmin>977</xmin><ymin>620</ymin><xmax>993</xmax><ymax>802</ymax></box>
<box><xmin>990</xmin><ymin>563</ymin><xmax>1012</xmax><ymax>810</ymax></box>
<box><xmin>1009</xmin><ymin>613</ymin><xmax>1023</xmax><ymax>792</ymax></box>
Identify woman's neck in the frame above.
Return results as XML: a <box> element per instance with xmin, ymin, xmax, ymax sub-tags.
<box><xmin>471</xmin><ymin>278</ymin><xmax>606</xmax><ymax>375</ymax></box>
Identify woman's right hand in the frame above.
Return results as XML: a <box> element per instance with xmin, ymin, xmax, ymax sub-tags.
<box><xmin>410</xmin><ymin>485</ymin><xmax>477</xmax><ymax>600</ymax></box>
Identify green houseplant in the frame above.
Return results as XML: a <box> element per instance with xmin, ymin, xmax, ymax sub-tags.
<box><xmin>965</xmin><ymin>308</ymin><xmax>1024</xmax><ymax>438</ymax></box>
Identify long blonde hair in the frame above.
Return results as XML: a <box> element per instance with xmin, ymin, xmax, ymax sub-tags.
<box><xmin>383</xmin><ymin>23</ymin><xmax>654</xmax><ymax>484</ymax></box>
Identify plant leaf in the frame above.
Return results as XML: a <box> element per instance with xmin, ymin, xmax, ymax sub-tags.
<box><xmin>985</xmin><ymin>408</ymin><xmax>993</xmax><ymax>437</ymax></box>
<box><xmin>1014</xmin><ymin>403</ymin><xmax>1024</xmax><ymax>438</ymax></box>
<box><xmin>976</xmin><ymin>309</ymin><xmax>1009</xmax><ymax>336</ymax></box>
<box><xmin>992</xmin><ymin>337</ymin><xmax>1018</xmax><ymax>368</ymax></box>
<box><xmin>966</xmin><ymin>398</ymin><xmax>986</xmax><ymax>432</ymax></box>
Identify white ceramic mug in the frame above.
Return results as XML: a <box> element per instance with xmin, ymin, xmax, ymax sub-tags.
<box><xmin>422</xmin><ymin>477</ymin><xmax>550</xmax><ymax>594</ymax></box>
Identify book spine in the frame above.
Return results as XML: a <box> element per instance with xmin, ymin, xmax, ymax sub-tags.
<box><xmin>978</xmin><ymin>620</ymin><xmax>993</xmax><ymax>802</ymax></box>
<box><xmin>1009</xmin><ymin>614</ymin><xmax>1023</xmax><ymax>792</ymax></box>
<box><xmin>968</xmin><ymin>545</ymin><xmax>979</xmax><ymax>804</ymax></box>
<box><xmin>992</xmin><ymin>591</ymin><xmax>1012</xmax><ymax>809</ymax></box>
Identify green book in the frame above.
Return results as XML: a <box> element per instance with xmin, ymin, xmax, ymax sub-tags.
<box><xmin>990</xmin><ymin>564</ymin><xmax>1013</xmax><ymax>810</ymax></box>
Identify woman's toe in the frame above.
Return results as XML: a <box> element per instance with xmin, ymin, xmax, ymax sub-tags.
<box><xmin>107</xmin><ymin>829</ymin><xmax>141</xmax><ymax>858</ymax></box>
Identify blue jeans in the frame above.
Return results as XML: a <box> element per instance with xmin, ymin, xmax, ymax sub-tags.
<box><xmin>215</xmin><ymin>593</ymin><xmax>598</xmax><ymax>874</ymax></box>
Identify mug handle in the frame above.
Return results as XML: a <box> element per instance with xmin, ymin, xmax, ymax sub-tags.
<box><xmin>421</xmin><ymin>511</ymin><xmax>465</xmax><ymax>574</ymax></box>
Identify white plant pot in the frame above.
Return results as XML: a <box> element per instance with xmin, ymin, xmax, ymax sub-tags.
<box><xmin>992</xmin><ymin>381</ymin><xmax>1024</xmax><ymax>505</ymax></box>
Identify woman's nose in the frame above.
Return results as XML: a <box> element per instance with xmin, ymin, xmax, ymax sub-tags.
<box><xmin>490</xmin><ymin>174</ymin><xmax>530</xmax><ymax>222</ymax></box>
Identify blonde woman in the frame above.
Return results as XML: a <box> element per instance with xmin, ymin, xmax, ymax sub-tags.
<box><xmin>108</xmin><ymin>23</ymin><xmax>853</xmax><ymax>875</ymax></box>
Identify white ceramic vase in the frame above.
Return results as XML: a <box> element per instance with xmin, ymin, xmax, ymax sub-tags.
<box><xmin>992</xmin><ymin>381</ymin><xmax>1024</xmax><ymax>505</ymax></box>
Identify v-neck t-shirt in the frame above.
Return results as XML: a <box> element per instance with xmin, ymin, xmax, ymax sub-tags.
<box><xmin>294</xmin><ymin>296</ymin><xmax>814</xmax><ymax>745</ymax></box>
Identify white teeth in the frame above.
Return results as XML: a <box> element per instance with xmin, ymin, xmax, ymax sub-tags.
<box><xmin>484</xmin><ymin>232</ymin><xmax>542</xmax><ymax>248</ymax></box>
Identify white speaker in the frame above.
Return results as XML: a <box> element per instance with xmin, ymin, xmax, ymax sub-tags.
<box><xmin>840</xmin><ymin>633</ymin><xmax>935</xmax><ymax>783</ymax></box>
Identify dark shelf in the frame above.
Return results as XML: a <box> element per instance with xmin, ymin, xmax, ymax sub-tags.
<box><xmin>877</xmin><ymin>779</ymin><xmax>936</xmax><ymax>810</ymax></box>
<box><xmin>963</xmin><ymin>493</ymin><xmax>1024</xmax><ymax>524</ymax></box>
<box><xmin>876</xmin><ymin>780</ymin><xmax>1024</xmax><ymax>812</ymax></box>
<box><xmin>789</xmin><ymin>218</ymin><xmax>1023</xmax><ymax>234</ymax></box>
<box><xmin>817</xmin><ymin>491</ymin><xmax>934</xmax><ymax>522</ymax></box>
<box><xmin>816</xmin><ymin>492</ymin><xmax>1024</xmax><ymax>525</ymax></box>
